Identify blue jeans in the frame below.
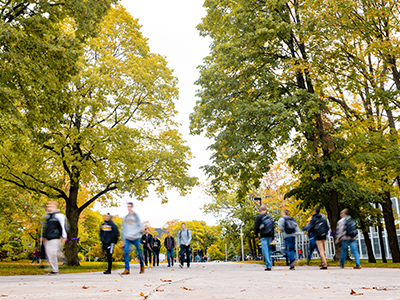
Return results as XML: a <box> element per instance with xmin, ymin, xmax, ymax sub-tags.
<box><xmin>167</xmin><ymin>249</ymin><xmax>174</xmax><ymax>266</ymax></box>
<box><xmin>180</xmin><ymin>245</ymin><xmax>190</xmax><ymax>266</ymax></box>
<box><xmin>307</xmin><ymin>237</ymin><xmax>320</xmax><ymax>262</ymax></box>
<box><xmin>340</xmin><ymin>240</ymin><xmax>360</xmax><ymax>266</ymax></box>
<box><xmin>260</xmin><ymin>237</ymin><xmax>273</xmax><ymax>268</ymax></box>
<box><xmin>284</xmin><ymin>236</ymin><xmax>296</xmax><ymax>264</ymax></box>
<box><xmin>123</xmin><ymin>238</ymin><xmax>144</xmax><ymax>270</ymax></box>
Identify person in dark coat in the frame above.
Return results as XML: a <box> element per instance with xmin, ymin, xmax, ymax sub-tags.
<box><xmin>152</xmin><ymin>234</ymin><xmax>161</xmax><ymax>266</ymax></box>
<box><xmin>141</xmin><ymin>227</ymin><xmax>153</xmax><ymax>267</ymax></box>
<box><xmin>100</xmin><ymin>213</ymin><xmax>119</xmax><ymax>274</ymax></box>
<box><xmin>254</xmin><ymin>204</ymin><xmax>275</xmax><ymax>271</ymax></box>
<box><xmin>164</xmin><ymin>231</ymin><xmax>175</xmax><ymax>267</ymax></box>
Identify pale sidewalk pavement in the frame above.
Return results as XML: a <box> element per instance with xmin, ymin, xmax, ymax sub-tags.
<box><xmin>0</xmin><ymin>262</ymin><xmax>399</xmax><ymax>299</ymax></box>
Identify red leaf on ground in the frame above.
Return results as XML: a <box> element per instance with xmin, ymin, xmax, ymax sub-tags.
<box><xmin>100</xmin><ymin>289</ymin><xmax>109</xmax><ymax>292</ymax></box>
<box><xmin>160</xmin><ymin>279</ymin><xmax>172</xmax><ymax>282</ymax></box>
<box><xmin>181</xmin><ymin>286</ymin><xmax>195</xmax><ymax>291</ymax></box>
<box><xmin>82</xmin><ymin>286</ymin><xmax>89</xmax><ymax>289</ymax></box>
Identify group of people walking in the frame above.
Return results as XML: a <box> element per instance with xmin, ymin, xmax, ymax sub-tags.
<box><xmin>41</xmin><ymin>201</ymin><xmax>193</xmax><ymax>275</ymax></box>
<box><xmin>255</xmin><ymin>204</ymin><xmax>361</xmax><ymax>271</ymax></box>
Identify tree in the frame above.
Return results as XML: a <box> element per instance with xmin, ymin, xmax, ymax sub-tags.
<box><xmin>0</xmin><ymin>5</ymin><xmax>196</xmax><ymax>265</ymax></box>
<box><xmin>190</xmin><ymin>0</ymin><xmax>342</xmax><ymax>250</ymax></box>
<box><xmin>207</xmin><ymin>244</ymin><xmax>224</xmax><ymax>261</ymax></box>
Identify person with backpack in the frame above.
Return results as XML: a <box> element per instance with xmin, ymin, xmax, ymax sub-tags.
<box><xmin>302</xmin><ymin>206</ymin><xmax>330</xmax><ymax>269</ymax></box>
<box><xmin>178</xmin><ymin>222</ymin><xmax>192</xmax><ymax>268</ymax></box>
<box><xmin>41</xmin><ymin>201</ymin><xmax>67</xmax><ymax>275</ymax></box>
<box><xmin>254</xmin><ymin>204</ymin><xmax>274</xmax><ymax>271</ymax></box>
<box><xmin>336</xmin><ymin>209</ymin><xmax>361</xmax><ymax>269</ymax></box>
<box><xmin>99</xmin><ymin>213</ymin><xmax>119</xmax><ymax>274</ymax></box>
<box><xmin>278</xmin><ymin>209</ymin><xmax>300</xmax><ymax>270</ymax></box>
<box><xmin>152</xmin><ymin>234</ymin><xmax>161</xmax><ymax>267</ymax></box>
<box><xmin>302</xmin><ymin>217</ymin><xmax>320</xmax><ymax>265</ymax></box>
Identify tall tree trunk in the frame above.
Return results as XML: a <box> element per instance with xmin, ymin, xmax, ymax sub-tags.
<box><xmin>65</xmin><ymin>181</ymin><xmax>80</xmax><ymax>266</ymax></box>
<box><xmin>359</xmin><ymin>218</ymin><xmax>376</xmax><ymax>263</ymax></box>
<box><xmin>325</xmin><ymin>189</ymin><xmax>341</xmax><ymax>260</ymax></box>
<box><xmin>380</xmin><ymin>191</ymin><xmax>400</xmax><ymax>262</ymax></box>
<box><xmin>376</xmin><ymin>203</ymin><xmax>387</xmax><ymax>263</ymax></box>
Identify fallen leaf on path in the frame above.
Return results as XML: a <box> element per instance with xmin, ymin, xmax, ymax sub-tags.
<box><xmin>324</xmin><ymin>287</ymin><xmax>330</xmax><ymax>289</ymax></box>
<box><xmin>23</xmin><ymin>283</ymin><xmax>26</xmax><ymax>284</ymax></box>
<box><xmin>240</xmin><ymin>289</ymin><xmax>246</xmax><ymax>292</ymax></box>
<box><xmin>117</xmin><ymin>289</ymin><xmax>122</xmax><ymax>292</ymax></box>
<box><xmin>347</xmin><ymin>277</ymin><xmax>350</xmax><ymax>279</ymax></box>
<box><xmin>90</xmin><ymin>285</ymin><xmax>95</xmax><ymax>287</ymax></box>
<box><xmin>312</xmin><ymin>287</ymin><xmax>315</xmax><ymax>289</ymax></box>
<box><xmin>115</xmin><ymin>280</ymin><xmax>119</xmax><ymax>282</ymax></box>
<box><xmin>350</xmin><ymin>289</ymin><xmax>363</xmax><ymax>295</ymax></box>
<box><xmin>155</xmin><ymin>288</ymin><xmax>164</xmax><ymax>292</ymax></box>
<box><xmin>181</xmin><ymin>287</ymin><xmax>195</xmax><ymax>291</ymax></box>
<box><xmin>145</xmin><ymin>284</ymin><xmax>152</xmax><ymax>287</ymax></box>
<box><xmin>100</xmin><ymin>289</ymin><xmax>109</xmax><ymax>292</ymax></box>
<box><xmin>82</xmin><ymin>286</ymin><xmax>89</xmax><ymax>289</ymax></box>
<box><xmin>362</xmin><ymin>287</ymin><xmax>375</xmax><ymax>290</ymax></box>
<box><xmin>0</xmin><ymin>295</ymin><xmax>8</xmax><ymax>297</ymax></box>
<box><xmin>160</xmin><ymin>279</ymin><xmax>172</xmax><ymax>282</ymax></box>
<box><xmin>140</xmin><ymin>292</ymin><xmax>145</xmax><ymax>296</ymax></box>
<box><xmin>171</xmin><ymin>269</ymin><xmax>174</xmax><ymax>271</ymax></box>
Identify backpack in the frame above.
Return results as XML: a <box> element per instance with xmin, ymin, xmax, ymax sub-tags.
<box><xmin>345</xmin><ymin>217</ymin><xmax>357</xmax><ymax>238</ymax></box>
<box><xmin>313</xmin><ymin>217</ymin><xmax>329</xmax><ymax>239</ymax></box>
<box><xmin>259</xmin><ymin>215</ymin><xmax>274</xmax><ymax>236</ymax></box>
<box><xmin>284</xmin><ymin>217</ymin><xmax>297</xmax><ymax>234</ymax></box>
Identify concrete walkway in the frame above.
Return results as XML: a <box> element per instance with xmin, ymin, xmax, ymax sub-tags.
<box><xmin>0</xmin><ymin>262</ymin><xmax>399</xmax><ymax>299</ymax></box>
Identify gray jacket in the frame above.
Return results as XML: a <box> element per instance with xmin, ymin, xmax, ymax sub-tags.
<box><xmin>177</xmin><ymin>228</ymin><xmax>192</xmax><ymax>245</ymax></box>
<box><xmin>122</xmin><ymin>212</ymin><xmax>143</xmax><ymax>241</ymax></box>
<box><xmin>337</xmin><ymin>216</ymin><xmax>356</xmax><ymax>242</ymax></box>
<box><xmin>278</xmin><ymin>216</ymin><xmax>301</xmax><ymax>239</ymax></box>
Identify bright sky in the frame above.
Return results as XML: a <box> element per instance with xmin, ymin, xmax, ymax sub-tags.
<box><xmin>97</xmin><ymin>0</ymin><xmax>216</xmax><ymax>228</ymax></box>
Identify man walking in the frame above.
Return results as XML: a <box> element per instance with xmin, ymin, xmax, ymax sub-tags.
<box><xmin>278</xmin><ymin>209</ymin><xmax>300</xmax><ymax>270</ymax></box>
<box><xmin>152</xmin><ymin>234</ymin><xmax>161</xmax><ymax>266</ymax></box>
<box><xmin>178</xmin><ymin>223</ymin><xmax>192</xmax><ymax>268</ymax></box>
<box><xmin>30</xmin><ymin>247</ymin><xmax>40</xmax><ymax>265</ymax></box>
<box><xmin>164</xmin><ymin>231</ymin><xmax>175</xmax><ymax>267</ymax></box>
<box><xmin>42</xmin><ymin>201</ymin><xmax>67</xmax><ymax>275</ymax></box>
<box><xmin>336</xmin><ymin>209</ymin><xmax>361</xmax><ymax>269</ymax></box>
<box><xmin>197</xmin><ymin>247</ymin><xmax>204</xmax><ymax>262</ymax></box>
<box><xmin>99</xmin><ymin>213</ymin><xmax>119</xmax><ymax>274</ymax></box>
<box><xmin>254</xmin><ymin>204</ymin><xmax>274</xmax><ymax>271</ymax></box>
<box><xmin>302</xmin><ymin>217</ymin><xmax>320</xmax><ymax>265</ymax></box>
<box><xmin>141</xmin><ymin>227</ymin><xmax>153</xmax><ymax>267</ymax></box>
<box><xmin>302</xmin><ymin>206</ymin><xmax>329</xmax><ymax>269</ymax></box>
<box><xmin>121</xmin><ymin>202</ymin><xmax>145</xmax><ymax>275</ymax></box>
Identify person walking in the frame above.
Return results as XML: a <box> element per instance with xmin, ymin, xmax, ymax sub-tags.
<box><xmin>30</xmin><ymin>247</ymin><xmax>40</xmax><ymax>264</ymax></box>
<box><xmin>99</xmin><ymin>213</ymin><xmax>119</xmax><ymax>274</ymax></box>
<box><xmin>336</xmin><ymin>209</ymin><xmax>361</xmax><ymax>269</ymax></box>
<box><xmin>178</xmin><ymin>223</ymin><xmax>192</xmax><ymax>268</ymax></box>
<box><xmin>302</xmin><ymin>217</ymin><xmax>320</xmax><ymax>265</ymax></box>
<box><xmin>254</xmin><ymin>204</ymin><xmax>274</xmax><ymax>271</ymax></box>
<box><xmin>197</xmin><ymin>247</ymin><xmax>204</xmax><ymax>262</ymax></box>
<box><xmin>121</xmin><ymin>202</ymin><xmax>145</xmax><ymax>275</ymax></box>
<box><xmin>41</xmin><ymin>201</ymin><xmax>67</xmax><ymax>275</ymax></box>
<box><xmin>152</xmin><ymin>234</ymin><xmax>161</xmax><ymax>267</ymax></box>
<box><xmin>164</xmin><ymin>231</ymin><xmax>175</xmax><ymax>267</ymax></box>
<box><xmin>278</xmin><ymin>209</ymin><xmax>300</xmax><ymax>270</ymax></box>
<box><xmin>302</xmin><ymin>206</ymin><xmax>329</xmax><ymax>269</ymax></box>
<box><xmin>141</xmin><ymin>227</ymin><xmax>153</xmax><ymax>267</ymax></box>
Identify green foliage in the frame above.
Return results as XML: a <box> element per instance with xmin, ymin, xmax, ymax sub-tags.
<box><xmin>207</xmin><ymin>244</ymin><xmax>224</xmax><ymax>261</ymax></box>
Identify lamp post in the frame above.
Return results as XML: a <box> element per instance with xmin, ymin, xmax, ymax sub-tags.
<box><xmin>240</xmin><ymin>223</ymin><xmax>244</xmax><ymax>261</ymax></box>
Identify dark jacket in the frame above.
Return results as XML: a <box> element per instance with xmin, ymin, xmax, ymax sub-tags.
<box><xmin>44</xmin><ymin>211</ymin><xmax>67</xmax><ymax>240</ymax></box>
<box><xmin>152</xmin><ymin>238</ymin><xmax>161</xmax><ymax>251</ymax></box>
<box><xmin>254</xmin><ymin>213</ymin><xmax>274</xmax><ymax>238</ymax></box>
<box><xmin>141</xmin><ymin>233</ymin><xmax>153</xmax><ymax>251</ymax></box>
<box><xmin>305</xmin><ymin>213</ymin><xmax>329</xmax><ymax>240</ymax></box>
<box><xmin>164</xmin><ymin>236</ymin><xmax>175</xmax><ymax>250</ymax></box>
<box><xmin>99</xmin><ymin>220</ymin><xmax>119</xmax><ymax>244</ymax></box>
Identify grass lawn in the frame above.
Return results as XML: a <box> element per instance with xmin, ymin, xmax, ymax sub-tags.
<box><xmin>237</xmin><ymin>259</ymin><xmax>400</xmax><ymax>268</ymax></box>
<box><xmin>0</xmin><ymin>260</ymin><xmax>126</xmax><ymax>276</ymax></box>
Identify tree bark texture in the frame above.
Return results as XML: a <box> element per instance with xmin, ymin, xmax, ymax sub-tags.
<box><xmin>380</xmin><ymin>192</ymin><xmax>400</xmax><ymax>263</ymax></box>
